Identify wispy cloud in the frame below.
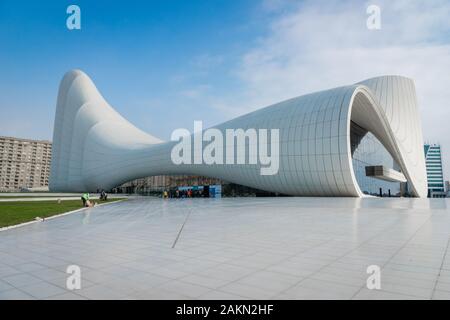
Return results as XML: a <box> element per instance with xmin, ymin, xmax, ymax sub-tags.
<box><xmin>179</xmin><ymin>84</ymin><xmax>212</xmax><ymax>99</ymax></box>
<box><xmin>203</xmin><ymin>0</ymin><xmax>450</xmax><ymax>176</ymax></box>
<box><xmin>190</xmin><ymin>53</ymin><xmax>224</xmax><ymax>71</ymax></box>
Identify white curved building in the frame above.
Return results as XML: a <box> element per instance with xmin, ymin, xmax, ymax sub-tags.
<box><xmin>49</xmin><ymin>70</ymin><xmax>427</xmax><ymax>197</ymax></box>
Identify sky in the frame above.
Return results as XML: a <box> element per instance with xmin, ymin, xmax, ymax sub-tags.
<box><xmin>1</xmin><ymin>0</ymin><xmax>450</xmax><ymax>178</ymax></box>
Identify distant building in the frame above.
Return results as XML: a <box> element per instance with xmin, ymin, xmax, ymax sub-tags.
<box><xmin>424</xmin><ymin>144</ymin><xmax>446</xmax><ymax>198</ymax></box>
<box><xmin>0</xmin><ymin>136</ymin><xmax>52</xmax><ymax>192</ymax></box>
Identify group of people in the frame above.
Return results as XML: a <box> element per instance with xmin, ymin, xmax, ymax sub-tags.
<box><xmin>163</xmin><ymin>189</ymin><xmax>204</xmax><ymax>199</ymax></box>
<box><xmin>81</xmin><ymin>190</ymin><xmax>108</xmax><ymax>207</ymax></box>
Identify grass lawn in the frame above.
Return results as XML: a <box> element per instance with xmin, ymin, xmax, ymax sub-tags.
<box><xmin>0</xmin><ymin>198</ymin><xmax>125</xmax><ymax>228</ymax></box>
<box><xmin>0</xmin><ymin>196</ymin><xmax>78</xmax><ymax>199</ymax></box>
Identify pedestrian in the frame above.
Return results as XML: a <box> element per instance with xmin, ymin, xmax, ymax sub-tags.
<box><xmin>81</xmin><ymin>192</ymin><xmax>89</xmax><ymax>207</ymax></box>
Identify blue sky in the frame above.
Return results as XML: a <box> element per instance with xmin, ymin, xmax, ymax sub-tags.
<box><xmin>0</xmin><ymin>0</ymin><xmax>270</xmax><ymax>139</ymax></box>
<box><xmin>1</xmin><ymin>0</ymin><xmax>450</xmax><ymax>176</ymax></box>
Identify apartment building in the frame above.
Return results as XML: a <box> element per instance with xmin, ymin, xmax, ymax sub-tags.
<box><xmin>0</xmin><ymin>136</ymin><xmax>52</xmax><ymax>192</ymax></box>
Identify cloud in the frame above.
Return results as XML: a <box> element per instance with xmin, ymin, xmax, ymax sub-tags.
<box><xmin>207</xmin><ymin>0</ymin><xmax>450</xmax><ymax>178</ymax></box>
<box><xmin>190</xmin><ymin>53</ymin><xmax>224</xmax><ymax>71</ymax></box>
<box><xmin>179</xmin><ymin>84</ymin><xmax>212</xmax><ymax>99</ymax></box>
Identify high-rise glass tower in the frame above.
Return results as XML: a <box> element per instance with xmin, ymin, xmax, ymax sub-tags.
<box><xmin>424</xmin><ymin>144</ymin><xmax>445</xmax><ymax>197</ymax></box>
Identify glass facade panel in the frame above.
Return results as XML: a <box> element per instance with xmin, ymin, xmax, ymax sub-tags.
<box><xmin>350</xmin><ymin>122</ymin><xmax>400</xmax><ymax>196</ymax></box>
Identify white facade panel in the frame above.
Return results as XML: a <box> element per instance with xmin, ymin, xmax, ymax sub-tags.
<box><xmin>49</xmin><ymin>70</ymin><xmax>428</xmax><ymax>197</ymax></box>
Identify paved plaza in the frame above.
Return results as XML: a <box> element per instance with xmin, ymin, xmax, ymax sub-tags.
<box><xmin>0</xmin><ymin>197</ymin><xmax>450</xmax><ymax>300</ymax></box>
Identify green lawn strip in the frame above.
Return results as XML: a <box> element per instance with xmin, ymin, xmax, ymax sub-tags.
<box><xmin>0</xmin><ymin>198</ymin><xmax>125</xmax><ymax>228</ymax></box>
<box><xmin>0</xmin><ymin>195</ymin><xmax>120</xmax><ymax>199</ymax></box>
<box><xmin>0</xmin><ymin>196</ymin><xmax>75</xmax><ymax>199</ymax></box>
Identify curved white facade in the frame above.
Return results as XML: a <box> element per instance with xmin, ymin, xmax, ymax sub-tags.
<box><xmin>49</xmin><ymin>70</ymin><xmax>427</xmax><ymax>197</ymax></box>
